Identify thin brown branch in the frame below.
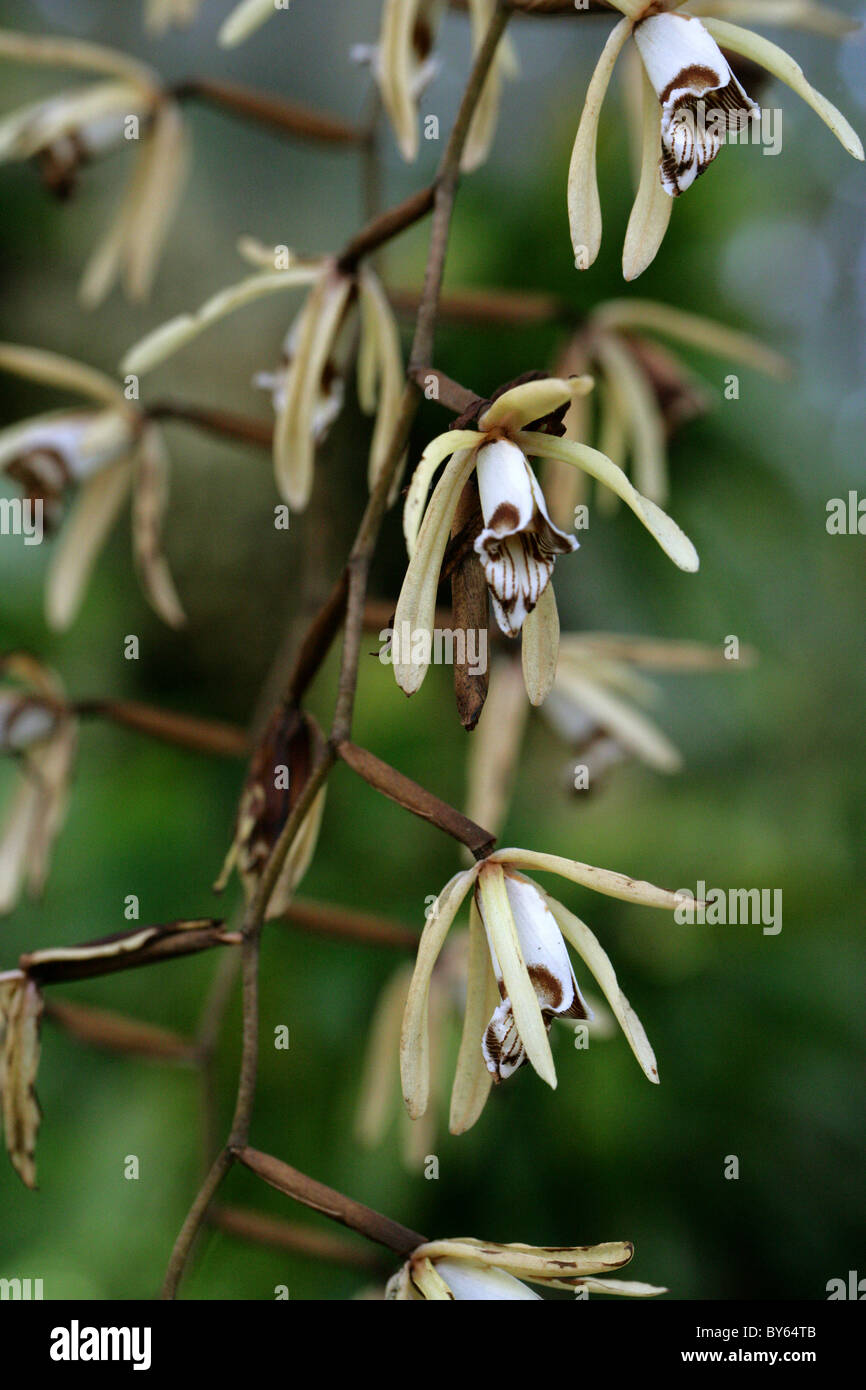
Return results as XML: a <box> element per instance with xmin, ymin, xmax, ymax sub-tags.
<box><xmin>44</xmin><ymin>998</ymin><xmax>195</xmax><ymax>1063</ymax></box>
<box><xmin>336</xmin><ymin>185</ymin><xmax>436</xmax><ymax>274</ymax></box>
<box><xmin>408</xmin><ymin>364</ymin><xmax>480</xmax><ymax>415</ymax></box>
<box><xmin>146</xmin><ymin>399</ymin><xmax>274</xmax><ymax>449</ymax></box>
<box><xmin>74</xmin><ymin>699</ymin><xmax>249</xmax><ymax>758</ymax></box>
<box><xmin>281</xmin><ymin>897</ymin><xmax>417</xmax><ymax>951</ymax></box>
<box><xmin>338</xmin><ymin>741</ymin><xmax>496</xmax><ymax>859</ymax></box>
<box><xmin>172</xmin><ymin>78</ymin><xmax>363</xmax><ymax>145</ymax></box>
<box><xmin>392</xmin><ymin>284</ymin><xmax>573</xmax><ymax>328</ymax></box>
<box><xmin>209</xmin><ymin>1205</ymin><xmax>387</xmax><ymax>1271</ymax></box>
<box><xmin>235</xmin><ymin>1147</ymin><xmax>426</xmax><ymax>1257</ymax></box>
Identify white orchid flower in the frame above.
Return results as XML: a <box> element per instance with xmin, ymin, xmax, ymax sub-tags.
<box><xmin>387</xmin><ymin>1236</ymin><xmax>666</xmax><ymax>1300</ymax></box>
<box><xmin>144</xmin><ymin>0</ymin><xmax>204</xmax><ymax>34</ymax></box>
<box><xmin>394</xmin><ymin>375</ymin><xmax>698</xmax><ymax>706</ymax></box>
<box><xmin>0</xmin><ymin>29</ymin><xmax>188</xmax><ymax>305</ymax></box>
<box><xmin>401</xmin><ymin>845</ymin><xmax>694</xmax><ymax>1134</ymax></box>
<box><xmin>569</xmin><ymin>0</ymin><xmax>863</xmax><ymax>279</ymax></box>
<box><xmin>123</xmin><ymin>249</ymin><xmax>404</xmax><ymax>512</ymax></box>
<box><xmin>0</xmin><ymin>343</ymin><xmax>184</xmax><ymax>630</ymax></box>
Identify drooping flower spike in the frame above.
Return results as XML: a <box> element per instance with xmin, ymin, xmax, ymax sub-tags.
<box><xmin>545</xmin><ymin>297</ymin><xmax>789</xmax><ymax>515</ymax></box>
<box><xmin>358</xmin><ymin>0</ymin><xmax>516</xmax><ymax>171</ymax></box>
<box><xmin>144</xmin><ymin>0</ymin><xmax>204</xmax><ymax>34</ymax></box>
<box><xmin>0</xmin><ymin>654</ymin><xmax>76</xmax><ymax>918</ymax></box>
<box><xmin>401</xmin><ymin>846</ymin><xmax>694</xmax><ymax>1134</ymax></box>
<box><xmin>0</xmin><ymin>343</ymin><xmax>185</xmax><ymax>630</ymax></box>
<box><xmin>393</xmin><ymin>375</ymin><xmax>699</xmax><ymax>706</ymax></box>
<box><xmin>569</xmin><ymin>0</ymin><xmax>863</xmax><ymax>279</ymax></box>
<box><xmin>0</xmin><ymin>28</ymin><xmax>189</xmax><ymax>306</ymax></box>
<box><xmin>387</xmin><ymin>1236</ymin><xmax>666</xmax><ymax>1300</ymax></box>
<box><xmin>123</xmin><ymin>247</ymin><xmax>404</xmax><ymax>512</ymax></box>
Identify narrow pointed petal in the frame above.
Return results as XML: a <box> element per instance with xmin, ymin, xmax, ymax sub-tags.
<box><xmin>552</xmin><ymin>667</ymin><xmax>682</xmax><ymax>773</ymax></box>
<box><xmin>219</xmin><ymin>0</ymin><xmax>284</xmax><ymax>48</ymax></box>
<box><xmin>575</xmin><ymin>1277</ymin><xmax>667</xmax><ymax>1296</ymax></box>
<box><xmin>122</xmin><ymin>267</ymin><xmax>321</xmax><ymax>374</ymax></box>
<box><xmin>475</xmin><ymin>863</ymin><xmax>557</xmax><ymax>1089</ymax></box>
<box><xmin>465</xmin><ymin>658</ymin><xmax>530</xmax><ymax>838</ymax></box>
<box><xmin>521</xmin><ymin>582</ymin><xmax>559</xmax><ymax>707</ymax></box>
<box><xmin>492</xmin><ymin>848</ymin><xmax>691</xmax><ymax>912</ymax></box>
<box><xmin>594</xmin><ymin>300</ymin><xmax>789</xmax><ymax>379</ymax></box>
<box><xmin>595</xmin><ymin>332</ymin><xmax>667</xmax><ymax>503</ymax></box>
<box><xmin>422</xmin><ymin>1236</ymin><xmax>635</xmax><ymax>1282</ymax></box>
<box><xmin>122</xmin><ymin>102</ymin><xmax>189</xmax><ymax>303</ymax></box>
<box><xmin>410</xmin><ymin>1258</ymin><xmax>456</xmax><ymax>1299</ymax></box>
<box><xmin>356</xmin><ymin>967</ymin><xmax>411</xmax><ymax>1147</ymax></box>
<box><xmin>567</xmin><ymin>16</ymin><xmax>632</xmax><ymax>270</ymax></box>
<box><xmin>701</xmin><ymin>16</ymin><xmax>864</xmax><ymax>158</ymax></box>
<box><xmin>358</xmin><ymin>270</ymin><xmax>406</xmax><ymax>498</ymax></box>
<box><xmin>622</xmin><ymin>67</ymin><xmax>674</xmax><ymax>281</ymax></box>
<box><xmin>132</xmin><ymin>426</ymin><xmax>185</xmax><ymax>628</ymax></box>
<box><xmin>0</xmin><ymin>780</ymin><xmax>41</xmax><ymax>915</ymax></box>
<box><xmin>0</xmin><ymin>29</ymin><xmax>157</xmax><ymax>97</ymax></box>
<box><xmin>449</xmin><ymin>900</ymin><xmax>498</xmax><ymax>1135</ymax></box>
<box><xmin>46</xmin><ymin>464</ymin><xmax>133</xmax><ymax>630</ymax></box>
<box><xmin>542</xmin><ymin>892</ymin><xmax>659</xmax><ymax>1083</ymax></box>
<box><xmin>403</xmin><ymin>432</ymin><xmax>480</xmax><ymax>558</ymax></box>
<box><xmin>393</xmin><ymin>448</ymin><xmax>478</xmax><ymax>694</ymax></box>
<box><xmin>0</xmin><ymin>343</ymin><xmax>123</xmax><ymax>407</ymax></box>
<box><xmin>479</xmin><ymin>376</ymin><xmax>593</xmax><ymax>434</ymax></box>
<box><xmin>401</xmin><ymin>867</ymin><xmax>478</xmax><ymax>1119</ymax></box>
<box><xmin>688</xmin><ymin>0</ymin><xmax>857</xmax><ymax>39</ymax></box>
<box><xmin>515</xmin><ymin>430</ymin><xmax>698</xmax><ymax>572</ymax></box>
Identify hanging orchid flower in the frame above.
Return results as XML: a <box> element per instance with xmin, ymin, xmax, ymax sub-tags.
<box><xmin>393</xmin><ymin>375</ymin><xmax>699</xmax><ymax>707</ymax></box>
<box><xmin>356</xmin><ymin>0</ymin><xmax>515</xmax><ymax>171</ymax></box>
<box><xmin>402</xmin><ymin>846</ymin><xmax>693</xmax><ymax>1134</ymax></box>
<box><xmin>0</xmin><ymin>28</ymin><xmax>189</xmax><ymax>306</ymax></box>
<box><xmin>0</xmin><ymin>655</ymin><xmax>76</xmax><ymax>918</ymax></box>
<box><xmin>144</xmin><ymin>0</ymin><xmax>204</xmax><ymax>34</ymax></box>
<box><xmin>568</xmin><ymin>0</ymin><xmax>863</xmax><ymax>279</ymax></box>
<box><xmin>123</xmin><ymin>244</ymin><xmax>404</xmax><ymax>512</ymax></box>
<box><xmin>387</xmin><ymin>1235</ymin><xmax>665</xmax><ymax>1300</ymax></box>
<box><xmin>0</xmin><ymin>343</ymin><xmax>184</xmax><ymax>630</ymax></box>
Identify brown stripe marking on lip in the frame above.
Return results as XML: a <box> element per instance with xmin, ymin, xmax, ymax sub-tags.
<box><xmin>659</xmin><ymin>64</ymin><xmax>725</xmax><ymax>106</ymax></box>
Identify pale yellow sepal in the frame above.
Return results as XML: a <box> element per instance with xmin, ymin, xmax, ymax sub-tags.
<box><xmin>594</xmin><ymin>300</ymin><xmax>790</xmax><ymax>379</ymax></box>
<box><xmin>567</xmin><ymin>17</ymin><xmax>632</xmax><ymax>270</ymax></box>
<box><xmin>622</xmin><ymin>67</ymin><xmax>674</xmax><ymax>281</ymax></box>
<box><xmin>479</xmin><ymin>375</ymin><xmax>593</xmax><ymax>434</ymax></box>
<box><xmin>448</xmin><ymin>899</ymin><xmax>497</xmax><ymax>1135</ymax></box>
<box><xmin>521</xmin><ymin>582</ymin><xmax>559</xmax><ymax>707</ymax></box>
<box><xmin>0</xmin><ymin>343</ymin><xmax>123</xmax><ymax>407</ymax></box>
<box><xmin>219</xmin><ymin>0</ymin><xmax>285</xmax><ymax>49</ymax></box>
<box><xmin>46</xmin><ymin>463</ymin><xmax>134</xmax><ymax>630</ymax></box>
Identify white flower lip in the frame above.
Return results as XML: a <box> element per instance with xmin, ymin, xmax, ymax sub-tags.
<box><xmin>633</xmin><ymin>13</ymin><xmax>760</xmax><ymax>196</ymax></box>
<box><xmin>474</xmin><ymin>438</ymin><xmax>579</xmax><ymax>639</ymax></box>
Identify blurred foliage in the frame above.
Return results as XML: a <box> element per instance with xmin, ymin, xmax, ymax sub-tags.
<box><xmin>1</xmin><ymin>0</ymin><xmax>864</xmax><ymax>1300</ymax></box>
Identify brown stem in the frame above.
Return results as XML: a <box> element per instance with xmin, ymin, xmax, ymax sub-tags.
<box><xmin>235</xmin><ymin>1147</ymin><xmax>426</xmax><ymax>1257</ymax></box>
<box><xmin>336</xmin><ymin>186</ymin><xmax>436</xmax><ymax>274</ymax></box>
<box><xmin>146</xmin><ymin>399</ymin><xmax>274</xmax><ymax>449</ymax></box>
<box><xmin>392</xmin><ymin>284</ymin><xmax>573</xmax><ymax>328</ymax></box>
<box><xmin>208</xmin><ymin>1205</ymin><xmax>387</xmax><ymax>1271</ymax></box>
<box><xmin>74</xmin><ymin>699</ymin><xmax>249</xmax><ymax>758</ymax></box>
<box><xmin>338</xmin><ymin>741</ymin><xmax>496</xmax><ymax>859</ymax></box>
<box><xmin>172</xmin><ymin>78</ymin><xmax>363</xmax><ymax>145</ymax></box>
<box><xmin>44</xmin><ymin>998</ymin><xmax>195</xmax><ymax>1062</ymax></box>
<box><xmin>22</xmin><ymin>921</ymin><xmax>238</xmax><ymax>986</ymax></box>
<box><xmin>281</xmin><ymin>898</ymin><xmax>417</xmax><ymax>951</ymax></box>
<box><xmin>408</xmin><ymin>364</ymin><xmax>480</xmax><ymax>415</ymax></box>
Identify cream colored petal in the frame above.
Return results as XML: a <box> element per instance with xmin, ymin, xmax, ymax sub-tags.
<box><xmin>462</xmin><ymin>0</ymin><xmax>509</xmax><ymax>173</ymax></box>
<box><xmin>264</xmin><ymin>787</ymin><xmax>327</xmax><ymax>919</ymax></box>
<box><xmin>410</xmin><ymin>1257</ymin><xmax>455</xmax><ymax>1299</ymax></box>
<box><xmin>0</xmin><ymin>343</ymin><xmax>123</xmax><ymax>407</ymax></box>
<box><xmin>356</xmin><ymin>966</ymin><xmax>411</xmax><ymax>1147</ymax></box>
<box><xmin>595</xmin><ymin>332</ymin><xmax>667</xmax><ymax>504</ymax></box>
<box><xmin>403</xmin><ymin>432</ymin><xmax>480</xmax><ymax>559</ymax></box>
<box><xmin>419</xmin><ymin>1236</ymin><xmax>635</xmax><ymax>1282</ymax></box>
<box><xmin>401</xmin><ymin>867</ymin><xmax>478</xmax><ymax>1120</ymax></box>
<box><xmin>0</xmin><ymin>81</ymin><xmax>145</xmax><ymax>162</ymax></box>
<box><xmin>542</xmin><ymin>892</ymin><xmax>658</xmax><ymax>1082</ymax></box>
<box><xmin>0</xmin><ymin>29</ymin><xmax>157</xmax><ymax>98</ymax></box>
<box><xmin>393</xmin><ymin>447</ymin><xmax>479</xmax><ymax>694</ymax></box>
<box><xmin>23</xmin><ymin>726</ymin><xmax>76</xmax><ymax>897</ymax></box>
<box><xmin>567</xmin><ymin>16</ymin><xmax>632</xmax><ymax>270</ymax></box>
<box><xmin>121</xmin><ymin>266</ymin><xmax>322</xmax><ymax>374</ymax></box>
<box><xmin>476</xmin><ymin>863</ymin><xmax>556</xmax><ymax>1089</ymax></box>
<box><xmin>0</xmin><ymin>977</ymin><xmax>44</xmax><ymax>1189</ymax></box>
<box><xmin>622</xmin><ymin>66</ymin><xmax>674</xmax><ymax>281</ymax></box>
<box><xmin>492</xmin><ymin>848</ymin><xmax>690</xmax><ymax>912</ymax></box>
<box><xmin>131</xmin><ymin>426</ymin><xmax>185</xmax><ymax>628</ymax></box>
<box><xmin>122</xmin><ymin>102</ymin><xmax>189</xmax><ymax>303</ymax></box>
<box><xmin>593</xmin><ymin>299</ymin><xmax>789</xmax><ymax>378</ymax></box>
<box><xmin>565</xmin><ymin>631</ymin><xmax>754</xmax><ymax>670</ymax></box>
<box><xmin>464</xmin><ymin>657</ymin><xmax>528</xmax><ymax>844</ymax></box>
<box><xmin>479</xmin><ymin>375</ymin><xmax>593</xmax><ymax>434</ymax></box>
<box><xmin>0</xmin><ymin>778</ymin><xmax>42</xmax><ymax>915</ymax></box>
<box><xmin>46</xmin><ymin>462</ymin><xmax>133</xmax><ymax>630</ymax></box>
<box><xmin>358</xmin><ymin>270</ymin><xmax>406</xmax><ymax>497</ymax></box>
<box><xmin>687</xmin><ymin>0</ymin><xmax>857</xmax><ymax>40</ymax></box>
<box><xmin>553</xmin><ymin>667</ymin><xmax>681</xmax><ymax>773</ymax></box>
<box><xmin>274</xmin><ymin>273</ymin><xmax>352</xmax><ymax>509</ymax></box>
<box><xmin>219</xmin><ymin>0</ymin><xmax>284</xmax><ymax>48</ymax></box>
<box><xmin>595</xmin><ymin>371</ymin><xmax>630</xmax><ymax>515</ymax></box>
<box><xmin>448</xmin><ymin>899</ymin><xmax>498</xmax><ymax>1135</ymax></box>
<box><xmin>701</xmin><ymin>17</ymin><xmax>864</xmax><ymax>158</ymax></box>
<box><xmin>378</xmin><ymin>0</ymin><xmax>425</xmax><ymax>162</ymax></box>
<box><xmin>521</xmin><ymin>581</ymin><xmax>559</xmax><ymax>707</ymax></box>
<box><xmin>515</xmin><ymin>430</ymin><xmax>699</xmax><ymax>572</ymax></box>
<box><xmin>575</xmin><ymin>1277</ymin><xmax>667</xmax><ymax>1296</ymax></box>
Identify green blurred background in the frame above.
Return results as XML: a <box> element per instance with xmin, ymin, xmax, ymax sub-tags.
<box><xmin>1</xmin><ymin>0</ymin><xmax>864</xmax><ymax>1300</ymax></box>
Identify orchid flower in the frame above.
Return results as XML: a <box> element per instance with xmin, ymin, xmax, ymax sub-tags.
<box><xmin>123</xmin><ymin>246</ymin><xmax>404</xmax><ymax>512</ymax></box>
<box><xmin>144</xmin><ymin>0</ymin><xmax>204</xmax><ymax>33</ymax></box>
<box><xmin>387</xmin><ymin>1236</ymin><xmax>665</xmax><ymax>1300</ymax></box>
<box><xmin>393</xmin><ymin>375</ymin><xmax>699</xmax><ymax>706</ymax></box>
<box><xmin>0</xmin><ymin>343</ymin><xmax>184</xmax><ymax>630</ymax></box>
<box><xmin>0</xmin><ymin>28</ymin><xmax>189</xmax><ymax>305</ymax></box>
<box><xmin>569</xmin><ymin>0</ymin><xmax>863</xmax><ymax>278</ymax></box>
<box><xmin>219</xmin><ymin>0</ymin><xmax>290</xmax><ymax>49</ymax></box>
